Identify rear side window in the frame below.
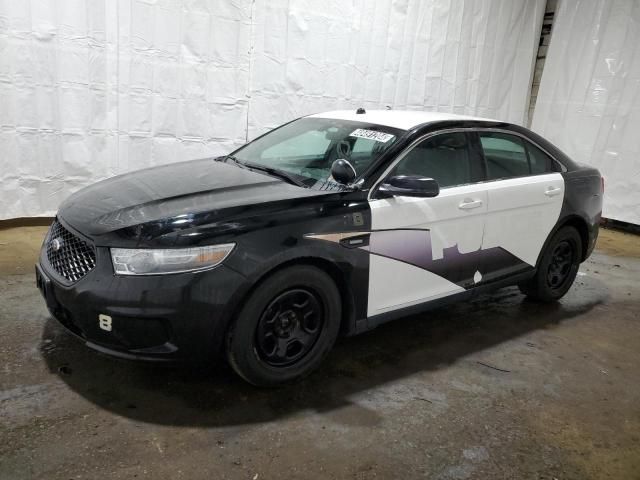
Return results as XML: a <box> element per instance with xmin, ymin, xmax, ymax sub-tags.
<box><xmin>479</xmin><ymin>133</ymin><xmax>529</xmax><ymax>180</ymax></box>
<box><xmin>389</xmin><ymin>132</ymin><xmax>473</xmax><ymax>188</ymax></box>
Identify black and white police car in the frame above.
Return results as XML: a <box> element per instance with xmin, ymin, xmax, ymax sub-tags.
<box><xmin>36</xmin><ymin>109</ymin><xmax>603</xmax><ymax>385</ymax></box>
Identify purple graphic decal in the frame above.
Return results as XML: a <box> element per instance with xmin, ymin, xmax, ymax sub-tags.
<box><xmin>304</xmin><ymin>228</ymin><xmax>530</xmax><ymax>289</ymax></box>
<box><xmin>366</xmin><ymin>229</ymin><xmax>433</xmax><ymax>269</ymax></box>
<box><xmin>365</xmin><ymin>229</ymin><xmax>528</xmax><ymax>288</ymax></box>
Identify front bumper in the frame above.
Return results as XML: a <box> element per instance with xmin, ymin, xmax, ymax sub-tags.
<box><xmin>37</xmin><ymin>245</ymin><xmax>248</xmax><ymax>362</ymax></box>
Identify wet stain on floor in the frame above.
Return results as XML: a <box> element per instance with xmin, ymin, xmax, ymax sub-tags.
<box><xmin>1</xmin><ymin>226</ymin><xmax>639</xmax><ymax>479</ymax></box>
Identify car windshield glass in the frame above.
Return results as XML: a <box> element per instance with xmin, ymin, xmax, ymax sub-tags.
<box><xmin>231</xmin><ymin>118</ymin><xmax>402</xmax><ymax>189</ymax></box>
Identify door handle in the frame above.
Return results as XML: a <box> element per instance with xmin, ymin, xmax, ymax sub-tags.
<box><xmin>544</xmin><ymin>187</ymin><xmax>562</xmax><ymax>197</ymax></box>
<box><xmin>458</xmin><ymin>199</ymin><xmax>483</xmax><ymax>210</ymax></box>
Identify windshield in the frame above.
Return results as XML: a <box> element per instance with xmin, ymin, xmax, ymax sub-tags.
<box><xmin>231</xmin><ymin>118</ymin><xmax>403</xmax><ymax>189</ymax></box>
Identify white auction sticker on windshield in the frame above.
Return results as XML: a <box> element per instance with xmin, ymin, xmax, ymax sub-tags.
<box><xmin>349</xmin><ymin>129</ymin><xmax>394</xmax><ymax>143</ymax></box>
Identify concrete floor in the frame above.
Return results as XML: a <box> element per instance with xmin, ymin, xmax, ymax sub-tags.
<box><xmin>1</xmin><ymin>224</ymin><xmax>639</xmax><ymax>479</ymax></box>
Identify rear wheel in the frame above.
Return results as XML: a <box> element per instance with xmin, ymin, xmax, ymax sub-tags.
<box><xmin>226</xmin><ymin>265</ymin><xmax>341</xmax><ymax>386</ymax></box>
<box><xmin>519</xmin><ymin>226</ymin><xmax>582</xmax><ymax>302</ymax></box>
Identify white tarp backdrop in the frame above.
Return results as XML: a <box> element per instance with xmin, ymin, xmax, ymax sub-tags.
<box><xmin>0</xmin><ymin>0</ymin><xmax>544</xmax><ymax>219</ymax></box>
<box><xmin>532</xmin><ymin>0</ymin><xmax>640</xmax><ymax>225</ymax></box>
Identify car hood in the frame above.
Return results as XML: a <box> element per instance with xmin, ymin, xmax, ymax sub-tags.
<box><xmin>58</xmin><ymin>158</ymin><xmax>327</xmax><ymax>238</ymax></box>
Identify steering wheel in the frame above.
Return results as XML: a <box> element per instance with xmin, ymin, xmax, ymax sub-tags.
<box><xmin>336</xmin><ymin>139</ymin><xmax>352</xmax><ymax>161</ymax></box>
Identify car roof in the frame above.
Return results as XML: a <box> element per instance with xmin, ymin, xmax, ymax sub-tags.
<box><xmin>307</xmin><ymin>109</ymin><xmax>499</xmax><ymax>131</ymax></box>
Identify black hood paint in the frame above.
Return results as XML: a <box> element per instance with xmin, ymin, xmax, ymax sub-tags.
<box><xmin>58</xmin><ymin>158</ymin><xmax>330</xmax><ymax>240</ymax></box>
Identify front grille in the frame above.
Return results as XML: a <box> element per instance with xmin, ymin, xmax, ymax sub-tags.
<box><xmin>46</xmin><ymin>220</ymin><xmax>96</xmax><ymax>283</ymax></box>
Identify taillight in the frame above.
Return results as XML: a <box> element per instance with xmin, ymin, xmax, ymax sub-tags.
<box><xmin>601</xmin><ymin>177</ymin><xmax>605</xmax><ymax>194</ymax></box>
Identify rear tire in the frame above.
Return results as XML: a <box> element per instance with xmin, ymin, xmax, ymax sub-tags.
<box><xmin>519</xmin><ymin>226</ymin><xmax>582</xmax><ymax>302</ymax></box>
<box><xmin>226</xmin><ymin>265</ymin><xmax>341</xmax><ymax>387</ymax></box>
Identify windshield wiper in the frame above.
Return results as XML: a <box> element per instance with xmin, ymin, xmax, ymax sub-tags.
<box><xmin>217</xmin><ymin>154</ymin><xmax>242</xmax><ymax>165</ymax></box>
<box><xmin>218</xmin><ymin>155</ymin><xmax>307</xmax><ymax>188</ymax></box>
<box><xmin>242</xmin><ymin>161</ymin><xmax>308</xmax><ymax>188</ymax></box>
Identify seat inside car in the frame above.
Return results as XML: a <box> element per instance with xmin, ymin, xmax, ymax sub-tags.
<box><xmin>394</xmin><ymin>133</ymin><xmax>470</xmax><ymax>188</ymax></box>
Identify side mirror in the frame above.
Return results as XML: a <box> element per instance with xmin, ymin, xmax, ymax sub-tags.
<box><xmin>377</xmin><ymin>175</ymin><xmax>439</xmax><ymax>198</ymax></box>
<box><xmin>330</xmin><ymin>159</ymin><xmax>357</xmax><ymax>185</ymax></box>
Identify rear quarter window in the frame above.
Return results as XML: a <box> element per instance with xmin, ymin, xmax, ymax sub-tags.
<box><xmin>525</xmin><ymin>141</ymin><xmax>553</xmax><ymax>174</ymax></box>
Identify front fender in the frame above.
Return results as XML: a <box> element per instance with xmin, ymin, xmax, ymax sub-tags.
<box><xmin>224</xmin><ymin>235</ymin><xmax>370</xmax><ymax>335</ymax></box>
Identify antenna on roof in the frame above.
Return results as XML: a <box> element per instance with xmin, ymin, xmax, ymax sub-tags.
<box><xmin>385</xmin><ymin>105</ymin><xmax>392</xmax><ymax>110</ymax></box>
<box><xmin>356</xmin><ymin>107</ymin><xmax>366</xmax><ymax>114</ymax></box>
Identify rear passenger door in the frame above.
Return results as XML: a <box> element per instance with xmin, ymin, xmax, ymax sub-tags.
<box><xmin>476</xmin><ymin>131</ymin><xmax>565</xmax><ymax>281</ymax></box>
<box><xmin>367</xmin><ymin>131</ymin><xmax>487</xmax><ymax>317</ymax></box>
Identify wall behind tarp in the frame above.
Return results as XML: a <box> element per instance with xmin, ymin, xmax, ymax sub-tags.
<box><xmin>532</xmin><ymin>0</ymin><xmax>640</xmax><ymax>225</ymax></box>
<box><xmin>0</xmin><ymin>0</ymin><xmax>544</xmax><ymax>219</ymax></box>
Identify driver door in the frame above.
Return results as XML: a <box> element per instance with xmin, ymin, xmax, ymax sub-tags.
<box><xmin>367</xmin><ymin>131</ymin><xmax>487</xmax><ymax>317</ymax></box>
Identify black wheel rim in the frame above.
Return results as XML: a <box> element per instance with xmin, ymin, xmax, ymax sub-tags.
<box><xmin>255</xmin><ymin>288</ymin><xmax>324</xmax><ymax>367</ymax></box>
<box><xmin>547</xmin><ymin>240</ymin><xmax>575</xmax><ymax>290</ymax></box>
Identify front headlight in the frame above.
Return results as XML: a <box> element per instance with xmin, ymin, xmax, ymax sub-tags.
<box><xmin>110</xmin><ymin>243</ymin><xmax>235</xmax><ymax>275</ymax></box>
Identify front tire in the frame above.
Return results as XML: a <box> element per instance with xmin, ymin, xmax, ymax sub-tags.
<box><xmin>519</xmin><ymin>226</ymin><xmax>582</xmax><ymax>302</ymax></box>
<box><xmin>226</xmin><ymin>265</ymin><xmax>341</xmax><ymax>386</ymax></box>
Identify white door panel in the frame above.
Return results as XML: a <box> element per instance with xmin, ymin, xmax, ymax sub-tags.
<box><xmin>368</xmin><ymin>255</ymin><xmax>464</xmax><ymax>315</ymax></box>
<box><xmin>368</xmin><ymin>184</ymin><xmax>487</xmax><ymax>316</ymax></box>
<box><xmin>370</xmin><ymin>184</ymin><xmax>487</xmax><ymax>260</ymax></box>
<box><xmin>483</xmin><ymin>173</ymin><xmax>564</xmax><ymax>266</ymax></box>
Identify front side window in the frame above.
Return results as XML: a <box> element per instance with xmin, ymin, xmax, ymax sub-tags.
<box><xmin>232</xmin><ymin>118</ymin><xmax>402</xmax><ymax>188</ymax></box>
<box><xmin>387</xmin><ymin>132</ymin><xmax>473</xmax><ymax>188</ymax></box>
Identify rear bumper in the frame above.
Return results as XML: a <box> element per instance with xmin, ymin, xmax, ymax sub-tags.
<box><xmin>37</xmin><ymin>246</ymin><xmax>248</xmax><ymax>362</ymax></box>
<box><xmin>586</xmin><ymin>221</ymin><xmax>599</xmax><ymax>259</ymax></box>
